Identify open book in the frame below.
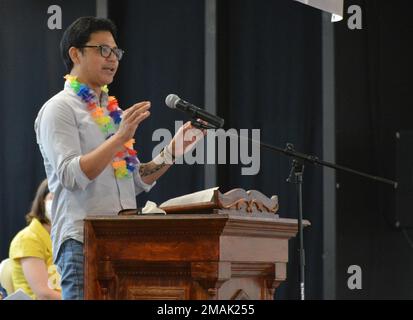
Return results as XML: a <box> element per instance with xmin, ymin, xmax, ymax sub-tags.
<box><xmin>119</xmin><ymin>187</ymin><xmax>278</xmax><ymax>215</ymax></box>
<box><xmin>119</xmin><ymin>187</ymin><xmax>219</xmax><ymax>216</ymax></box>
<box><xmin>159</xmin><ymin>187</ymin><xmax>219</xmax><ymax>209</ymax></box>
<box><xmin>139</xmin><ymin>187</ymin><xmax>219</xmax><ymax>215</ymax></box>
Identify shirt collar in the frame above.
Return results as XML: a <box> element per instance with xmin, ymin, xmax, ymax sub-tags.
<box><xmin>64</xmin><ymin>79</ymin><xmax>109</xmax><ymax>107</ymax></box>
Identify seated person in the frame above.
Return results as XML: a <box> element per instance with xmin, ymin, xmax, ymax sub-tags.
<box><xmin>9</xmin><ymin>179</ymin><xmax>61</xmax><ymax>299</ymax></box>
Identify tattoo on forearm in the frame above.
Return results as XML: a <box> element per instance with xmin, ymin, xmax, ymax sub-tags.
<box><xmin>139</xmin><ymin>161</ymin><xmax>167</xmax><ymax>178</ymax></box>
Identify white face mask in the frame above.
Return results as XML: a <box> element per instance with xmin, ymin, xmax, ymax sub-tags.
<box><xmin>45</xmin><ymin>200</ymin><xmax>53</xmax><ymax>221</ymax></box>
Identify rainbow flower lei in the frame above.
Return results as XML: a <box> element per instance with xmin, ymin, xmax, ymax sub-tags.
<box><xmin>65</xmin><ymin>75</ymin><xmax>138</xmax><ymax>179</ymax></box>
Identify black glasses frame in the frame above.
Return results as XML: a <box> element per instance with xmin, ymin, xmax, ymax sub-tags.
<box><xmin>79</xmin><ymin>45</ymin><xmax>124</xmax><ymax>61</ymax></box>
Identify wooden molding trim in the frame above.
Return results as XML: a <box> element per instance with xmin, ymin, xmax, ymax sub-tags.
<box><xmin>127</xmin><ymin>286</ymin><xmax>188</xmax><ymax>300</ymax></box>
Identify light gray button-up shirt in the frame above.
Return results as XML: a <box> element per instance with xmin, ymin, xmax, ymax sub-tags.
<box><xmin>35</xmin><ymin>80</ymin><xmax>155</xmax><ymax>262</ymax></box>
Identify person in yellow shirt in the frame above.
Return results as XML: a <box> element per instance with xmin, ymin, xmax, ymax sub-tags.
<box><xmin>9</xmin><ymin>179</ymin><xmax>61</xmax><ymax>300</ymax></box>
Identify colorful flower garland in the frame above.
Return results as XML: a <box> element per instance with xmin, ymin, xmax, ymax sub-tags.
<box><xmin>64</xmin><ymin>75</ymin><xmax>138</xmax><ymax>179</ymax></box>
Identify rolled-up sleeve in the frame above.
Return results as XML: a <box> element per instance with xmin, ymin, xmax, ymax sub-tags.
<box><xmin>133</xmin><ymin>162</ymin><xmax>156</xmax><ymax>195</ymax></box>
<box><xmin>36</xmin><ymin>100</ymin><xmax>92</xmax><ymax>191</ymax></box>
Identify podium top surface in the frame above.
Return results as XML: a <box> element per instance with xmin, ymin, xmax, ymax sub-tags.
<box><xmin>84</xmin><ymin>212</ymin><xmax>307</xmax><ymax>223</ymax></box>
<box><xmin>84</xmin><ymin>212</ymin><xmax>310</xmax><ymax>240</ymax></box>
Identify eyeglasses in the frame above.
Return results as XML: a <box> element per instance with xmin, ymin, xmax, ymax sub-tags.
<box><xmin>79</xmin><ymin>45</ymin><xmax>124</xmax><ymax>61</ymax></box>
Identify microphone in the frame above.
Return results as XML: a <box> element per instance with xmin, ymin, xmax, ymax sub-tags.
<box><xmin>165</xmin><ymin>94</ymin><xmax>224</xmax><ymax>129</ymax></box>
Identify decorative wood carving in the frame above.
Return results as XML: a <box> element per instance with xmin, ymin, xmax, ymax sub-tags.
<box><xmin>112</xmin><ymin>261</ymin><xmax>191</xmax><ymax>277</ymax></box>
<box><xmin>231</xmin><ymin>262</ymin><xmax>275</xmax><ymax>277</ymax></box>
<box><xmin>217</xmin><ymin>189</ymin><xmax>279</xmax><ymax>214</ymax></box>
<box><xmin>191</xmin><ymin>262</ymin><xmax>231</xmax><ymax>299</ymax></box>
<box><xmin>127</xmin><ymin>287</ymin><xmax>187</xmax><ymax>300</ymax></box>
<box><xmin>97</xmin><ymin>256</ymin><xmax>117</xmax><ymax>300</ymax></box>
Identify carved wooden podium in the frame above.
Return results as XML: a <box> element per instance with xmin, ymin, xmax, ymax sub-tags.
<box><xmin>84</xmin><ymin>189</ymin><xmax>309</xmax><ymax>300</ymax></box>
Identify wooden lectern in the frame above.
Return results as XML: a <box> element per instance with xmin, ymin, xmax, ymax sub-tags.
<box><xmin>84</xmin><ymin>189</ymin><xmax>309</xmax><ymax>300</ymax></box>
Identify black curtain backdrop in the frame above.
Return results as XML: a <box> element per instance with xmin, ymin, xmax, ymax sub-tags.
<box><xmin>217</xmin><ymin>0</ymin><xmax>323</xmax><ymax>299</ymax></box>
<box><xmin>0</xmin><ymin>0</ymin><xmax>324</xmax><ymax>300</ymax></box>
<box><xmin>0</xmin><ymin>0</ymin><xmax>205</xmax><ymax>259</ymax></box>
<box><xmin>5</xmin><ymin>0</ymin><xmax>412</xmax><ymax>301</ymax></box>
<box><xmin>335</xmin><ymin>0</ymin><xmax>413</xmax><ymax>299</ymax></box>
<box><xmin>0</xmin><ymin>0</ymin><xmax>96</xmax><ymax>262</ymax></box>
<box><xmin>108</xmin><ymin>0</ymin><xmax>205</xmax><ymax>205</ymax></box>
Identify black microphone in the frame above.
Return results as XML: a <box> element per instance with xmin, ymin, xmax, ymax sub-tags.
<box><xmin>165</xmin><ymin>94</ymin><xmax>224</xmax><ymax>129</ymax></box>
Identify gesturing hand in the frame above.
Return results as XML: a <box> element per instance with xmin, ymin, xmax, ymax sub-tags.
<box><xmin>115</xmin><ymin>101</ymin><xmax>151</xmax><ymax>143</ymax></box>
<box><xmin>167</xmin><ymin>120</ymin><xmax>207</xmax><ymax>159</ymax></box>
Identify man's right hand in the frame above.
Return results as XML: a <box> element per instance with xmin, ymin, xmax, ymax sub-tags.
<box><xmin>79</xmin><ymin>101</ymin><xmax>151</xmax><ymax>180</ymax></box>
<box><xmin>115</xmin><ymin>101</ymin><xmax>151</xmax><ymax>143</ymax></box>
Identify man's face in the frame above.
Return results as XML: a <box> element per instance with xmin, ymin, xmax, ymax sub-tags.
<box><xmin>76</xmin><ymin>31</ymin><xmax>120</xmax><ymax>88</ymax></box>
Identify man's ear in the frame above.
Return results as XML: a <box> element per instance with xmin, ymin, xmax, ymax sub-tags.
<box><xmin>68</xmin><ymin>47</ymin><xmax>82</xmax><ymax>66</ymax></box>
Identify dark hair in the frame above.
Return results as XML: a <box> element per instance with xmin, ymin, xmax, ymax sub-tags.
<box><xmin>25</xmin><ymin>179</ymin><xmax>50</xmax><ymax>225</ymax></box>
<box><xmin>60</xmin><ymin>16</ymin><xmax>118</xmax><ymax>72</ymax></box>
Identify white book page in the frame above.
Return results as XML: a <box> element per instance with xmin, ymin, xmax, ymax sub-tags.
<box><xmin>160</xmin><ymin>187</ymin><xmax>219</xmax><ymax>208</ymax></box>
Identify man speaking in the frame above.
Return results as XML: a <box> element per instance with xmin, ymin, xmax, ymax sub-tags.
<box><xmin>35</xmin><ymin>16</ymin><xmax>205</xmax><ymax>300</ymax></box>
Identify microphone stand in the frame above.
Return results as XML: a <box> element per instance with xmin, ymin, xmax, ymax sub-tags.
<box><xmin>259</xmin><ymin>141</ymin><xmax>396</xmax><ymax>300</ymax></box>
<box><xmin>259</xmin><ymin>140</ymin><xmax>397</xmax><ymax>300</ymax></box>
<box><xmin>191</xmin><ymin>119</ymin><xmax>397</xmax><ymax>300</ymax></box>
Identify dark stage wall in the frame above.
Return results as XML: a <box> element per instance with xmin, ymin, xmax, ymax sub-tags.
<box><xmin>216</xmin><ymin>0</ymin><xmax>323</xmax><ymax>299</ymax></box>
<box><xmin>0</xmin><ymin>0</ymin><xmax>96</xmax><ymax>273</ymax></box>
<box><xmin>1</xmin><ymin>0</ymin><xmax>412</xmax><ymax>300</ymax></box>
<box><xmin>335</xmin><ymin>0</ymin><xmax>413</xmax><ymax>299</ymax></box>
